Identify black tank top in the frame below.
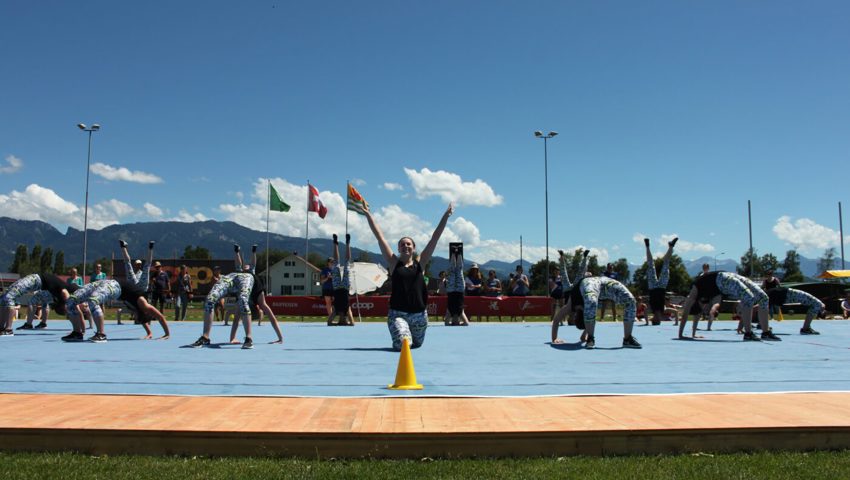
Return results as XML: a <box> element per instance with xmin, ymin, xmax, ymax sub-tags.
<box><xmin>390</xmin><ymin>260</ymin><xmax>427</xmax><ymax>313</ymax></box>
<box><xmin>38</xmin><ymin>273</ymin><xmax>71</xmax><ymax>300</ymax></box>
<box><xmin>767</xmin><ymin>287</ymin><xmax>789</xmax><ymax>307</ymax></box>
<box><xmin>117</xmin><ymin>278</ymin><xmax>146</xmax><ymax>304</ymax></box>
<box><xmin>694</xmin><ymin>272</ymin><xmax>721</xmax><ymax>300</ymax></box>
<box><xmin>250</xmin><ymin>273</ymin><xmax>266</xmax><ymax>305</ymax></box>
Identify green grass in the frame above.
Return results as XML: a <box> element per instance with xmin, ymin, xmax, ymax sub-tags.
<box><xmin>1</xmin><ymin>451</ymin><xmax>849</xmax><ymax>479</ymax></box>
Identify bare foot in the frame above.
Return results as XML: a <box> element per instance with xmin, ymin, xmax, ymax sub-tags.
<box><xmin>552</xmin><ymin>338</ymin><xmax>565</xmax><ymax>344</ymax></box>
<box><xmin>270</xmin><ymin>338</ymin><xmax>283</xmax><ymax>344</ymax></box>
<box><xmin>157</xmin><ymin>335</ymin><xmax>170</xmax><ymax>340</ymax></box>
<box><xmin>142</xmin><ymin>334</ymin><xmax>153</xmax><ymax>340</ymax></box>
<box><xmin>230</xmin><ymin>338</ymin><xmax>241</xmax><ymax>344</ymax></box>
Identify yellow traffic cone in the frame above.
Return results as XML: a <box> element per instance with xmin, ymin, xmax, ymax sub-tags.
<box><xmin>777</xmin><ymin>307</ymin><xmax>784</xmax><ymax>321</ymax></box>
<box><xmin>388</xmin><ymin>338</ymin><xmax>423</xmax><ymax>390</ymax></box>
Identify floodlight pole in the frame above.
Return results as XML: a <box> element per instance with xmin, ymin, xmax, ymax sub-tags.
<box><xmin>78</xmin><ymin>123</ymin><xmax>100</xmax><ymax>283</ymax></box>
<box><xmin>535</xmin><ymin>131</ymin><xmax>558</xmax><ymax>270</ymax></box>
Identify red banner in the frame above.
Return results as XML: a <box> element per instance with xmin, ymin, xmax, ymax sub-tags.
<box><xmin>265</xmin><ymin>295</ymin><xmax>552</xmax><ymax>318</ymax></box>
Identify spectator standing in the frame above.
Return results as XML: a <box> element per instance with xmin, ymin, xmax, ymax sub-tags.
<box><xmin>762</xmin><ymin>269</ymin><xmax>781</xmax><ymax>320</ymax></box>
<box><xmin>464</xmin><ymin>264</ymin><xmax>483</xmax><ymax>296</ymax></box>
<box><xmin>68</xmin><ymin>268</ymin><xmax>83</xmax><ymax>287</ymax></box>
<box><xmin>89</xmin><ymin>264</ymin><xmax>107</xmax><ymax>283</ymax></box>
<box><xmin>320</xmin><ymin>258</ymin><xmax>335</xmax><ymax>316</ymax></box>
<box><xmin>174</xmin><ymin>265</ymin><xmax>193</xmax><ymax>321</ymax></box>
<box><xmin>484</xmin><ymin>270</ymin><xmax>502</xmax><ymax>297</ymax></box>
<box><xmin>150</xmin><ymin>261</ymin><xmax>170</xmax><ymax>312</ymax></box>
<box><xmin>510</xmin><ymin>265</ymin><xmax>530</xmax><ymax>296</ymax></box>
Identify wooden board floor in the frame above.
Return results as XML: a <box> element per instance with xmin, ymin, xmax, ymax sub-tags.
<box><xmin>2</xmin><ymin>392</ymin><xmax>850</xmax><ymax>457</ymax></box>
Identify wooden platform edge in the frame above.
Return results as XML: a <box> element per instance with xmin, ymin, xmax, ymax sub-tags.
<box><xmin>3</xmin><ymin>427</ymin><xmax>850</xmax><ymax>458</ymax></box>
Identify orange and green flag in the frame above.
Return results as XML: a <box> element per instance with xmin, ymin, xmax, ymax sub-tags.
<box><xmin>346</xmin><ymin>183</ymin><xmax>369</xmax><ymax>215</ymax></box>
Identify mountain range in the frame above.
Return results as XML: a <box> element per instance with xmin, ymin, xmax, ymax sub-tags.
<box><xmin>0</xmin><ymin>217</ymin><xmax>830</xmax><ymax>280</ymax></box>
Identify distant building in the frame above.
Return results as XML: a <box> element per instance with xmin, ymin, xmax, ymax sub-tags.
<box><xmin>263</xmin><ymin>255</ymin><xmax>322</xmax><ymax>296</ymax></box>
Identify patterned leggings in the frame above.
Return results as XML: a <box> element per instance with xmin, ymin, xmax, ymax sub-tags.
<box><xmin>388</xmin><ymin>308</ymin><xmax>428</xmax><ymax>350</ymax></box>
<box><xmin>67</xmin><ymin>280</ymin><xmax>121</xmax><ymax>318</ymax></box>
<box><xmin>124</xmin><ymin>260</ymin><xmax>150</xmax><ymax>290</ymax></box>
<box><xmin>717</xmin><ymin>273</ymin><xmax>768</xmax><ymax>310</ymax></box>
<box><xmin>205</xmin><ymin>273</ymin><xmax>253</xmax><ymax>315</ymax></box>
<box><xmin>785</xmin><ymin>288</ymin><xmax>825</xmax><ymax>315</ymax></box>
<box><xmin>332</xmin><ymin>263</ymin><xmax>350</xmax><ymax>290</ymax></box>
<box><xmin>647</xmin><ymin>256</ymin><xmax>671</xmax><ymax>290</ymax></box>
<box><xmin>446</xmin><ymin>261</ymin><xmax>465</xmax><ymax>293</ymax></box>
<box><xmin>0</xmin><ymin>274</ymin><xmax>42</xmax><ymax>307</ymax></box>
<box><xmin>581</xmin><ymin>277</ymin><xmax>637</xmax><ymax>323</ymax></box>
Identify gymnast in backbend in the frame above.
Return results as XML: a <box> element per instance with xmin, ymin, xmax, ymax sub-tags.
<box><xmin>227</xmin><ymin>244</ymin><xmax>284</xmax><ymax>344</ymax></box>
<box><xmin>643</xmin><ymin>237</ymin><xmax>677</xmax><ymax>325</ymax></box>
<box><xmin>679</xmin><ymin>271</ymin><xmax>780</xmax><ymax>341</ymax></box>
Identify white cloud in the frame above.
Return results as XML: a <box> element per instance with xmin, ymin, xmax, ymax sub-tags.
<box><xmin>773</xmin><ymin>216</ymin><xmax>842</xmax><ymax>252</ymax></box>
<box><xmin>450</xmin><ymin>217</ymin><xmax>481</xmax><ymax>245</ymax></box>
<box><xmin>659</xmin><ymin>234</ymin><xmax>714</xmax><ymax>253</ymax></box>
<box><xmin>216</xmin><ymin>177</ymin><xmax>499</xmax><ymax>261</ymax></box>
<box><xmin>172</xmin><ymin>209</ymin><xmax>208</xmax><ymax>223</ymax></box>
<box><xmin>143</xmin><ymin>202</ymin><xmax>163</xmax><ymax>217</ymax></box>
<box><xmin>381</xmin><ymin>182</ymin><xmax>403</xmax><ymax>191</ymax></box>
<box><xmin>0</xmin><ymin>183</ymin><xmax>144</xmax><ymax>229</ymax></box>
<box><xmin>89</xmin><ymin>200</ymin><xmax>135</xmax><ymax>229</ymax></box>
<box><xmin>633</xmin><ymin>232</ymin><xmax>714</xmax><ymax>255</ymax></box>
<box><xmin>0</xmin><ymin>155</ymin><xmax>23</xmax><ymax>174</ymax></box>
<box><xmin>217</xmin><ymin>178</ymin><xmax>373</xmax><ymax>242</ymax></box>
<box><xmin>404</xmin><ymin>168</ymin><xmax>503</xmax><ymax>207</ymax></box>
<box><xmin>90</xmin><ymin>163</ymin><xmax>163</xmax><ymax>184</ymax></box>
<box><xmin>0</xmin><ymin>184</ymin><xmax>80</xmax><ymax>226</ymax></box>
<box><xmin>351</xmin><ymin>178</ymin><xmax>366</xmax><ymax>187</ymax></box>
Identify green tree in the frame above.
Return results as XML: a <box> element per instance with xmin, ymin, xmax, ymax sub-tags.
<box><xmin>10</xmin><ymin>244</ymin><xmax>29</xmax><ymax>273</ymax></box>
<box><xmin>356</xmin><ymin>250</ymin><xmax>372</xmax><ymax>263</ymax></box>
<box><xmin>612</xmin><ymin>258</ymin><xmax>630</xmax><ymax>287</ymax></box>
<box><xmin>255</xmin><ymin>248</ymin><xmax>291</xmax><ymax>273</ymax></box>
<box><xmin>181</xmin><ymin>245</ymin><xmax>212</xmax><ymax>260</ymax></box>
<box><xmin>53</xmin><ymin>250</ymin><xmax>66</xmax><ymax>275</ymax></box>
<box><xmin>40</xmin><ymin>247</ymin><xmax>54</xmax><ymax>274</ymax></box>
<box><xmin>306</xmin><ymin>252</ymin><xmax>326</xmax><ymax>269</ymax></box>
<box><xmin>781</xmin><ymin>250</ymin><xmax>804</xmax><ymax>282</ymax></box>
<box><xmin>818</xmin><ymin>247</ymin><xmax>837</xmax><ymax>273</ymax></box>
<box><xmin>737</xmin><ymin>248</ymin><xmax>761</xmax><ymax>278</ymax></box>
<box><xmin>632</xmin><ymin>254</ymin><xmax>692</xmax><ymax>295</ymax></box>
<box><xmin>529</xmin><ymin>258</ymin><xmax>559</xmax><ymax>295</ymax></box>
<box><xmin>554</xmin><ymin>249</ymin><xmax>602</xmax><ymax>286</ymax></box>
<box><xmin>758</xmin><ymin>253</ymin><xmax>780</xmax><ymax>275</ymax></box>
<box><xmin>29</xmin><ymin>245</ymin><xmax>42</xmax><ymax>269</ymax></box>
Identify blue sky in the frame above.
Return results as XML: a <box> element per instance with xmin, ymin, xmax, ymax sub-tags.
<box><xmin>1</xmin><ymin>0</ymin><xmax>849</xmax><ymax>267</ymax></box>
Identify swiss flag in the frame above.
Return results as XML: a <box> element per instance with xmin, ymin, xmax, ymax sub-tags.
<box><xmin>308</xmin><ymin>183</ymin><xmax>328</xmax><ymax>219</ymax></box>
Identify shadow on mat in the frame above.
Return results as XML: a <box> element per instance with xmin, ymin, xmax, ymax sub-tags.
<box><xmin>548</xmin><ymin>342</ymin><xmax>584</xmax><ymax>351</ymax></box>
<box><xmin>288</xmin><ymin>347</ymin><xmax>397</xmax><ymax>352</ymax></box>
<box><xmin>673</xmin><ymin>337</ymin><xmax>745</xmax><ymax>343</ymax></box>
<box><xmin>178</xmin><ymin>343</ymin><xmax>240</xmax><ymax>349</ymax></box>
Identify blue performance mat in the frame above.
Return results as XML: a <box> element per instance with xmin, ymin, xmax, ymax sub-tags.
<box><xmin>2</xmin><ymin>320</ymin><xmax>850</xmax><ymax>397</ymax></box>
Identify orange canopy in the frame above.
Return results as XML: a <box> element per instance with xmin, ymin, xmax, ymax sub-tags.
<box><xmin>817</xmin><ymin>270</ymin><xmax>850</xmax><ymax>279</ymax></box>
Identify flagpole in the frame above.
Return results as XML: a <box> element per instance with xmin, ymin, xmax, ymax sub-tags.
<box><xmin>266</xmin><ymin>179</ymin><xmax>271</xmax><ymax>291</ymax></box>
<box><xmin>345</xmin><ymin>180</ymin><xmax>350</xmax><ymax>239</ymax></box>
<box><xmin>305</xmin><ymin>181</ymin><xmax>310</xmax><ymax>295</ymax></box>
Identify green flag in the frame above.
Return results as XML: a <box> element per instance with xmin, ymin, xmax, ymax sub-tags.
<box><xmin>269</xmin><ymin>183</ymin><xmax>290</xmax><ymax>212</ymax></box>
